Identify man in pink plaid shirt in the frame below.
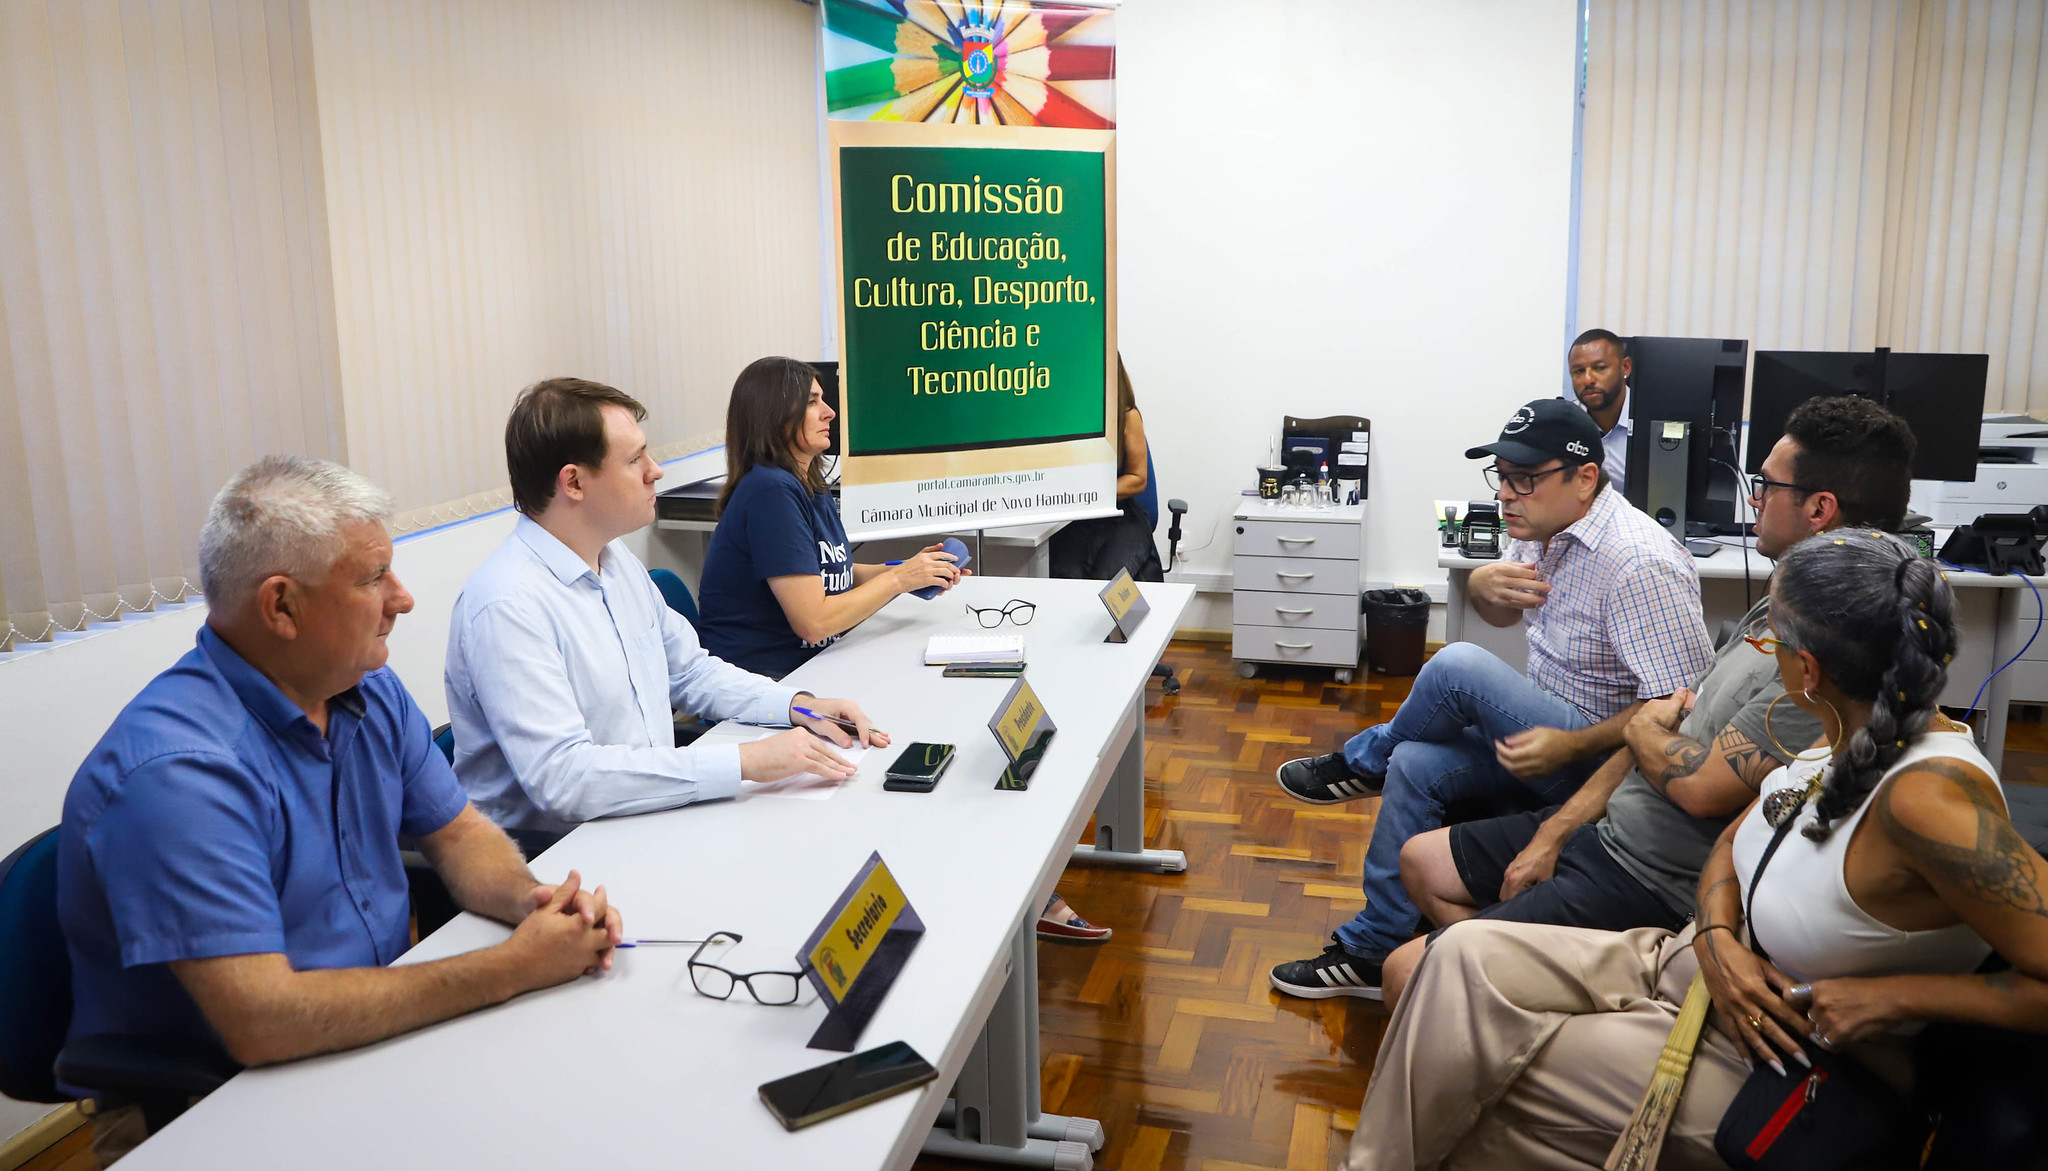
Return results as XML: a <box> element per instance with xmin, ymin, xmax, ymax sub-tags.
<box><xmin>1270</xmin><ymin>398</ymin><xmax>1713</xmax><ymax>1001</ymax></box>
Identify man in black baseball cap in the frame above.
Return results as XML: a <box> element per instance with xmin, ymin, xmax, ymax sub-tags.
<box><xmin>1466</xmin><ymin>399</ymin><xmax>1609</xmax><ymax>552</ymax></box>
<box><xmin>1267</xmin><ymin>398</ymin><xmax>1711</xmax><ymax>1003</ymax></box>
<box><xmin>1466</xmin><ymin>397</ymin><xmax>1607</xmax><ymax>466</ymax></box>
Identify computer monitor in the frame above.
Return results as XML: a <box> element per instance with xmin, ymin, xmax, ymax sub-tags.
<box><xmin>1743</xmin><ymin>349</ymin><xmax>1986</xmax><ymax>481</ymax></box>
<box><xmin>1621</xmin><ymin>336</ymin><xmax>1750</xmax><ymax>534</ymax></box>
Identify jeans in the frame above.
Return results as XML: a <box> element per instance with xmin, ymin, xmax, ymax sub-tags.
<box><xmin>1334</xmin><ymin>643</ymin><xmax>1599</xmax><ymax>958</ymax></box>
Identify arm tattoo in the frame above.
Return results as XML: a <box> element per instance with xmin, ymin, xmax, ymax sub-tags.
<box><xmin>1697</xmin><ymin>876</ymin><xmax>1739</xmax><ymax>928</ymax></box>
<box><xmin>1714</xmin><ymin>724</ymin><xmax>1778</xmax><ymax>791</ymax></box>
<box><xmin>1875</xmin><ymin>760</ymin><xmax>2048</xmax><ymax>920</ymax></box>
<box><xmin>1661</xmin><ymin>737</ymin><xmax>1709</xmax><ymax>783</ymax></box>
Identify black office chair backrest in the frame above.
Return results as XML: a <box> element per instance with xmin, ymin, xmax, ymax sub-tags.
<box><xmin>0</xmin><ymin>828</ymin><xmax>73</xmax><ymax>1103</ymax></box>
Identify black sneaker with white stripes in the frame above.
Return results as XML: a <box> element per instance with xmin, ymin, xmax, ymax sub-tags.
<box><xmin>1275</xmin><ymin>752</ymin><xmax>1383</xmax><ymax>804</ymax></box>
<box><xmin>1269</xmin><ymin>935</ymin><xmax>1384</xmax><ymax>1000</ymax></box>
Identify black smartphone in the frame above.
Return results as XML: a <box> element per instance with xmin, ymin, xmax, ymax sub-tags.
<box><xmin>883</xmin><ymin>742</ymin><xmax>956</xmax><ymax>792</ymax></box>
<box><xmin>758</xmin><ymin>1040</ymin><xmax>937</xmax><ymax>1130</ymax></box>
<box><xmin>942</xmin><ymin>664</ymin><xmax>1025</xmax><ymax>678</ymax></box>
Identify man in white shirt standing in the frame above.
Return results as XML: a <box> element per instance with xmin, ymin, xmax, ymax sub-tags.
<box><xmin>1568</xmin><ymin>328</ymin><xmax>1631</xmax><ymax>495</ymax></box>
<box><xmin>446</xmin><ymin>377</ymin><xmax>882</xmax><ymax>848</ymax></box>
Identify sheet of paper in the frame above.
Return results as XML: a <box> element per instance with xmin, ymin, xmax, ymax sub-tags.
<box><xmin>738</xmin><ymin>745</ymin><xmax>869</xmax><ymax>801</ymax></box>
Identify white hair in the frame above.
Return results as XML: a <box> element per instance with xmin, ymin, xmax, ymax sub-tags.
<box><xmin>198</xmin><ymin>455</ymin><xmax>393</xmax><ymax>611</ymax></box>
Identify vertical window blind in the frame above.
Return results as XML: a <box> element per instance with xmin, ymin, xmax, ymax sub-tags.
<box><xmin>0</xmin><ymin>0</ymin><xmax>821</xmax><ymax>650</ymax></box>
<box><xmin>308</xmin><ymin>0</ymin><xmax>823</xmax><ymax>534</ymax></box>
<box><xmin>1577</xmin><ymin>0</ymin><xmax>2048</xmax><ymax>413</ymax></box>
<box><xmin>0</xmin><ymin>0</ymin><xmax>345</xmax><ymax>650</ymax></box>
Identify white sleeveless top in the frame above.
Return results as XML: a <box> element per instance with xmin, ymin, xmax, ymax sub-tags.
<box><xmin>1732</xmin><ymin>730</ymin><xmax>2002</xmax><ymax>982</ymax></box>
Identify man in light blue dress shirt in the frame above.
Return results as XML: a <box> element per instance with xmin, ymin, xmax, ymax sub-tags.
<box><xmin>446</xmin><ymin>378</ymin><xmax>884</xmax><ymax>840</ymax></box>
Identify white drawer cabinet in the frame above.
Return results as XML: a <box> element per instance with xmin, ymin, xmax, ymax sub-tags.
<box><xmin>1230</xmin><ymin>502</ymin><xmax>1366</xmax><ymax>682</ymax></box>
<box><xmin>1232</xmin><ymin>590</ymin><xmax>1357</xmax><ymax>630</ymax></box>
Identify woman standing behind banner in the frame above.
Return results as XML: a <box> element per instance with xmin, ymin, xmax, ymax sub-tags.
<box><xmin>698</xmin><ymin>356</ymin><xmax>963</xmax><ymax>680</ymax></box>
<box><xmin>1047</xmin><ymin>355</ymin><xmax>1164</xmax><ymax>583</ymax></box>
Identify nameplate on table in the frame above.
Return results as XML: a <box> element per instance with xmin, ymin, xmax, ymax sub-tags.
<box><xmin>798</xmin><ymin>851</ymin><xmax>924</xmax><ymax>1052</ymax></box>
<box><xmin>988</xmin><ymin>674</ymin><xmax>1057</xmax><ymax>791</ymax></box>
<box><xmin>1098</xmin><ymin>569</ymin><xmax>1151</xmax><ymax>643</ymax></box>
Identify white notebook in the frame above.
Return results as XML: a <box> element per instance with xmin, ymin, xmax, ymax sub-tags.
<box><xmin>924</xmin><ymin>634</ymin><xmax>1025</xmax><ymax>665</ymax></box>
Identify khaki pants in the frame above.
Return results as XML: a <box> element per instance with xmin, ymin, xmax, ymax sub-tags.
<box><xmin>1346</xmin><ymin>919</ymin><xmax>1750</xmax><ymax>1171</ymax></box>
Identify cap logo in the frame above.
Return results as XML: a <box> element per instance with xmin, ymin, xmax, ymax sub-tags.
<box><xmin>1566</xmin><ymin>440</ymin><xmax>1590</xmax><ymax>457</ymax></box>
<box><xmin>1502</xmin><ymin>407</ymin><xmax>1535</xmax><ymax>434</ymax></box>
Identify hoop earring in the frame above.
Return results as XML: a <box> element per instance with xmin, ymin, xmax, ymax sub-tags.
<box><xmin>1763</xmin><ymin>690</ymin><xmax>1840</xmax><ymax>760</ymax></box>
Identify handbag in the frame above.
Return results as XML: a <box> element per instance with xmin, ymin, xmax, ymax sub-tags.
<box><xmin>1711</xmin><ymin>793</ymin><xmax>1926</xmax><ymax>1170</ymax></box>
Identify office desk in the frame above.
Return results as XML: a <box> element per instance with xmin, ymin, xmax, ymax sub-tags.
<box><xmin>120</xmin><ymin>577</ymin><xmax>1190</xmax><ymax>1171</ymax></box>
<box><xmin>1439</xmin><ymin>540</ymin><xmax>2045</xmax><ymax>771</ymax></box>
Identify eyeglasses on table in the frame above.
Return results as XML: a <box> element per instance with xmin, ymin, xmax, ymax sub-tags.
<box><xmin>688</xmin><ymin>930</ymin><xmax>806</xmax><ymax>1006</ymax></box>
<box><xmin>965</xmin><ymin>599</ymin><xmax>1036</xmax><ymax>628</ymax></box>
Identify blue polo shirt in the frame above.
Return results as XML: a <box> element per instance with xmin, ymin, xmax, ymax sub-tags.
<box><xmin>56</xmin><ymin>626</ymin><xmax>468</xmax><ymax>1085</ymax></box>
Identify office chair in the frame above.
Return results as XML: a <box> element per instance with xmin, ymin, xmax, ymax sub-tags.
<box><xmin>0</xmin><ymin>828</ymin><xmax>239</xmax><ymax>1130</ymax></box>
<box><xmin>399</xmin><ymin>728</ymin><xmax>466</xmax><ymax>937</ymax></box>
<box><xmin>648</xmin><ymin>568</ymin><xmax>700</xmax><ymax>626</ymax></box>
<box><xmin>426</xmin><ymin>724</ymin><xmax>567</xmax><ymax>865</ymax></box>
<box><xmin>1135</xmin><ymin>451</ymin><xmax>1186</xmax><ymax>696</ymax></box>
<box><xmin>648</xmin><ymin>569</ymin><xmax>713</xmax><ymax>744</ymax></box>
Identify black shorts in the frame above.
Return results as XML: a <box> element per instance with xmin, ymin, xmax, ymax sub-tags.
<box><xmin>1439</xmin><ymin>808</ymin><xmax>1687</xmax><ymax>937</ymax></box>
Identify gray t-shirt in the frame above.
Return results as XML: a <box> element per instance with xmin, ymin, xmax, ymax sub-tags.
<box><xmin>1597</xmin><ymin>598</ymin><xmax>1824</xmax><ymax>917</ymax></box>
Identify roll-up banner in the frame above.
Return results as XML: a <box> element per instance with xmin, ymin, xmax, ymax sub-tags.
<box><xmin>823</xmin><ymin>0</ymin><xmax>1119</xmax><ymax>542</ymax></box>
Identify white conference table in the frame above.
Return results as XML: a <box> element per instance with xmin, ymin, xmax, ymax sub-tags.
<box><xmin>1440</xmin><ymin>538</ymin><xmax>2043</xmax><ymax>771</ymax></box>
<box><xmin>120</xmin><ymin>576</ymin><xmax>1193</xmax><ymax>1171</ymax></box>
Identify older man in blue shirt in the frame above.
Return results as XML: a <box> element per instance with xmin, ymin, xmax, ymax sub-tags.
<box><xmin>59</xmin><ymin>456</ymin><xmax>621</xmax><ymax>1163</ymax></box>
<box><xmin>446</xmin><ymin>378</ymin><xmax>884</xmax><ymax>843</ymax></box>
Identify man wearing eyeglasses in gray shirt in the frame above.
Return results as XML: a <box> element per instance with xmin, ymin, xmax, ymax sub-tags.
<box><xmin>445</xmin><ymin>378</ymin><xmax>888</xmax><ymax>848</ymax></box>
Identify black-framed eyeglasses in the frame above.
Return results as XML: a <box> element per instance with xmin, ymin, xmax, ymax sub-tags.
<box><xmin>1747</xmin><ymin>473</ymin><xmax>1813</xmax><ymax>502</ymax></box>
<box><xmin>688</xmin><ymin>931</ymin><xmax>805</xmax><ymax>1005</ymax></box>
<box><xmin>966</xmin><ymin>599</ymin><xmax>1036</xmax><ymax>628</ymax></box>
<box><xmin>1483</xmin><ymin>464</ymin><xmax>1572</xmax><ymax>497</ymax></box>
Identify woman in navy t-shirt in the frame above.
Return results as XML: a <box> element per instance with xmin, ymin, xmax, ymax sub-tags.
<box><xmin>698</xmin><ymin>357</ymin><xmax>963</xmax><ymax>679</ymax></box>
<box><xmin>699</xmin><ymin>356</ymin><xmax>1114</xmax><ymax>945</ymax></box>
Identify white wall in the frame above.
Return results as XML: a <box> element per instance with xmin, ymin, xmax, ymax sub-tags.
<box><xmin>1117</xmin><ymin>0</ymin><xmax>1581</xmax><ymax>629</ymax></box>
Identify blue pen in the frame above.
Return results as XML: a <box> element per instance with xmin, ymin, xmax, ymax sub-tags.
<box><xmin>792</xmin><ymin>705</ymin><xmax>884</xmax><ymax>739</ymax></box>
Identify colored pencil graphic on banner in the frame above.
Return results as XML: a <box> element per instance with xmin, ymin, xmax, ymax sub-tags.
<box><xmin>824</xmin><ymin>0</ymin><xmax>1115</xmax><ymax>129</ymax></box>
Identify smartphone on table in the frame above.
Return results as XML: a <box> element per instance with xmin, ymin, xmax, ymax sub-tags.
<box><xmin>758</xmin><ymin>1041</ymin><xmax>938</xmax><ymax>1130</ymax></box>
<box><xmin>883</xmin><ymin>743</ymin><xmax>956</xmax><ymax>792</ymax></box>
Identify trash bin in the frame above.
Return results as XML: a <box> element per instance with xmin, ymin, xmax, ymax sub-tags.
<box><xmin>1363</xmin><ymin>588</ymin><xmax>1430</xmax><ymax>676</ymax></box>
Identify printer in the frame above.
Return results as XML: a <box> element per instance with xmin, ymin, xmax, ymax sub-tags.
<box><xmin>1908</xmin><ymin>415</ymin><xmax>2048</xmax><ymax>527</ymax></box>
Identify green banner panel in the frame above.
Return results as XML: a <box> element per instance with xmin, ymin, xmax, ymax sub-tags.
<box><xmin>840</xmin><ymin>145</ymin><xmax>1106</xmax><ymax>456</ymax></box>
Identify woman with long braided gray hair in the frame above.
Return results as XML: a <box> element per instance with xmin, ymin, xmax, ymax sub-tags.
<box><xmin>1342</xmin><ymin>530</ymin><xmax>2048</xmax><ymax>1171</ymax></box>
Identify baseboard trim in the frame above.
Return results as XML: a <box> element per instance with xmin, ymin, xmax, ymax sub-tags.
<box><xmin>1171</xmin><ymin>627</ymin><xmax>1230</xmax><ymax>643</ymax></box>
<box><xmin>0</xmin><ymin>1103</ymin><xmax>85</xmax><ymax>1171</ymax></box>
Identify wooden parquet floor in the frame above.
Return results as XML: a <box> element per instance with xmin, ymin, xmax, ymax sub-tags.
<box><xmin>18</xmin><ymin>641</ymin><xmax>2048</xmax><ymax>1171</ymax></box>
<box><xmin>919</xmin><ymin>641</ymin><xmax>1413</xmax><ymax>1171</ymax></box>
